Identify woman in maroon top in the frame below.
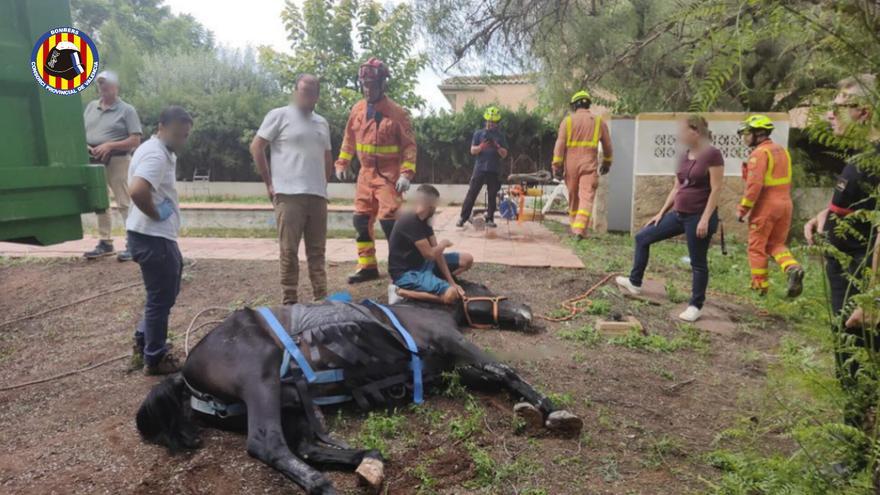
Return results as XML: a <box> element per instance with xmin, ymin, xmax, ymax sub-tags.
<box><xmin>616</xmin><ymin>115</ymin><xmax>725</xmax><ymax>322</ymax></box>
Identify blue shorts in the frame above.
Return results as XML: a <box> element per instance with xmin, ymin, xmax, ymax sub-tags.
<box><xmin>394</xmin><ymin>253</ymin><xmax>461</xmax><ymax>296</ymax></box>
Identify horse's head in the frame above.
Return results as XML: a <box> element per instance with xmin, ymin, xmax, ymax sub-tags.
<box><xmin>458</xmin><ymin>280</ymin><xmax>534</xmax><ymax>332</ymax></box>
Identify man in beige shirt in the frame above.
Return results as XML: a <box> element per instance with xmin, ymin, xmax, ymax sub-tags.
<box><xmin>83</xmin><ymin>70</ymin><xmax>143</xmax><ymax>261</ymax></box>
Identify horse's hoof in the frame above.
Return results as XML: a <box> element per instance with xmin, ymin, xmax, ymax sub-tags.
<box><xmin>356</xmin><ymin>456</ymin><xmax>385</xmax><ymax>493</ymax></box>
<box><xmin>545</xmin><ymin>410</ymin><xmax>583</xmax><ymax>438</ymax></box>
<box><xmin>513</xmin><ymin>402</ymin><xmax>543</xmax><ymax>435</ymax></box>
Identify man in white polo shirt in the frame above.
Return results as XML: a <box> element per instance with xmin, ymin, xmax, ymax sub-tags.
<box><xmin>250</xmin><ymin>74</ymin><xmax>333</xmax><ymax>305</ymax></box>
<box><xmin>126</xmin><ymin>106</ymin><xmax>193</xmax><ymax>375</ymax></box>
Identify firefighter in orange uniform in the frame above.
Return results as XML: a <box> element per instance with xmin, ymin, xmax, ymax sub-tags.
<box><xmin>736</xmin><ymin>115</ymin><xmax>804</xmax><ymax>297</ymax></box>
<box><xmin>335</xmin><ymin>57</ymin><xmax>418</xmax><ymax>284</ymax></box>
<box><xmin>552</xmin><ymin>90</ymin><xmax>613</xmax><ymax>238</ymax></box>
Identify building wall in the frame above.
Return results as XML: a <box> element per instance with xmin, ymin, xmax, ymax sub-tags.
<box><xmin>443</xmin><ymin>83</ymin><xmax>538</xmax><ymax>112</ymax></box>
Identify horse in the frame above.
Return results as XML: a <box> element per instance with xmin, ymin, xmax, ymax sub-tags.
<box><xmin>135</xmin><ymin>296</ymin><xmax>579</xmax><ymax>495</ymax></box>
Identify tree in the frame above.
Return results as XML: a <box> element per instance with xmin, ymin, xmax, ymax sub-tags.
<box><xmin>259</xmin><ymin>0</ymin><xmax>427</xmax><ymax>116</ymax></box>
<box><xmin>71</xmin><ymin>0</ymin><xmax>213</xmax><ymax>92</ymax></box>
<box><xmin>128</xmin><ymin>49</ymin><xmax>286</xmax><ymax>181</ymax></box>
<box><xmin>415</xmin><ymin>0</ymin><xmax>842</xmax><ymax>113</ymax></box>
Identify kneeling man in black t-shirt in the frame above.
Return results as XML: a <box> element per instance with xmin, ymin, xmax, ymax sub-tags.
<box><xmin>388</xmin><ymin>184</ymin><xmax>474</xmax><ymax>304</ymax></box>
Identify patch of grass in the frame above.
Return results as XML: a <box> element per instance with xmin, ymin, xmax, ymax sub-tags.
<box><xmin>665</xmin><ymin>281</ymin><xmax>688</xmax><ymax>304</ymax></box>
<box><xmin>464</xmin><ymin>442</ymin><xmax>544</xmax><ymax>489</ymax></box>
<box><xmin>558</xmin><ymin>324</ymin><xmax>601</xmax><ymax>346</ymax></box>
<box><xmin>409</xmin><ymin>462</ymin><xmax>438</xmax><ymax>495</ymax></box>
<box><xmin>598</xmin><ymin>456</ymin><xmax>620</xmax><ymax>482</ymax></box>
<box><xmin>449</xmin><ymin>398</ymin><xmax>485</xmax><ymax>441</ymax></box>
<box><xmin>609</xmin><ymin>330</ymin><xmax>682</xmax><ymax>353</ymax></box>
<box><xmin>357</xmin><ymin>410</ymin><xmax>407</xmax><ymax>457</ymax></box>
<box><xmin>644</xmin><ymin>435</ymin><xmax>686</xmax><ymax>468</ymax></box>
<box><xmin>547</xmin><ymin>392</ymin><xmax>575</xmax><ymax>408</ymax></box>
<box><xmin>440</xmin><ymin>370</ymin><xmax>469</xmax><ymax>399</ymax></box>
<box><xmin>610</xmin><ymin>325</ymin><xmax>710</xmax><ymax>354</ymax></box>
<box><xmin>587</xmin><ymin>298</ymin><xmax>611</xmax><ymax>315</ymax></box>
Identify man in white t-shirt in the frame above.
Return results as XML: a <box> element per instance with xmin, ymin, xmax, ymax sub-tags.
<box><xmin>250</xmin><ymin>74</ymin><xmax>333</xmax><ymax>305</ymax></box>
<box><xmin>126</xmin><ymin>106</ymin><xmax>193</xmax><ymax>375</ymax></box>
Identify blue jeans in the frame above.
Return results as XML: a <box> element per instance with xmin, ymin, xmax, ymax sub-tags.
<box><xmin>128</xmin><ymin>231</ymin><xmax>183</xmax><ymax>366</ymax></box>
<box><xmin>394</xmin><ymin>253</ymin><xmax>461</xmax><ymax>295</ymax></box>
<box><xmin>628</xmin><ymin>210</ymin><xmax>718</xmax><ymax>309</ymax></box>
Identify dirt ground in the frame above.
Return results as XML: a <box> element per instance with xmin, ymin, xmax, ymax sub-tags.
<box><xmin>0</xmin><ymin>255</ymin><xmax>789</xmax><ymax>494</ymax></box>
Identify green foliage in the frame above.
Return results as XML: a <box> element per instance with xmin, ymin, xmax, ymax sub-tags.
<box><xmin>128</xmin><ymin>49</ymin><xmax>285</xmax><ymax>181</ymax></box>
<box><xmin>259</xmin><ymin>0</ymin><xmax>426</xmax><ymax>112</ymax></box>
<box><xmin>412</xmin><ymin>101</ymin><xmax>557</xmax><ymax>183</ymax></box>
<box><xmin>357</xmin><ymin>410</ymin><xmax>407</xmax><ymax>457</ymax></box>
<box><xmin>557</xmin><ymin>324</ymin><xmax>602</xmax><ymax>347</ymax></box>
<box><xmin>449</xmin><ymin>397</ymin><xmax>485</xmax><ymax>441</ymax></box>
<box><xmin>72</xmin><ymin>0</ymin><xmax>213</xmax><ymax>90</ymax></box>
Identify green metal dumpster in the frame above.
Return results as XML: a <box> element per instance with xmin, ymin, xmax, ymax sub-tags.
<box><xmin>0</xmin><ymin>0</ymin><xmax>108</xmax><ymax>245</ymax></box>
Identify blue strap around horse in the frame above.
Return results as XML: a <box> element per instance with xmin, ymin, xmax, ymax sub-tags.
<box><xmin>363</xmin><ymin>299</ymin><xmax>424</xmax><ymax>404</ymax></box>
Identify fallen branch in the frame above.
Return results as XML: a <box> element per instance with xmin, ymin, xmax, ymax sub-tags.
<box><xmin>663</xmin><ymin>378</ymin><xmax>696</xmax><ymax>395</ymax></box>
<box><xmin>0</xmin><ymin>281</ymin><xmax>141</xmax><ymax>329</ymax></box>
<box><xmin>0</xmin><ymin>353</ymin><xmax>130</xmax><ymax>392</ymax></box>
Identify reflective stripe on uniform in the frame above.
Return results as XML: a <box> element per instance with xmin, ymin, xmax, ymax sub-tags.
<box><xmin>552</xmin><ymin>155</ymin><xmax>563</xmax><ymax>164</ymax></box>
<box><xmin>780</xmin><ymin>259</ymin><xmax>799</xmax><ymax>270</ymax></box>
<box><xmin>339</xmin><ymin>150</ymin><xmax>353</xmax><ymax>161</ymax></box>
<box><xmin>740</xmin><ymin>197</ymin><xmax>755</xmax><ymax>208</ymax></box>
<box><xmin>763</xmin><ymin>147</ymin><xmax>792</xmax><ymax>186</ymax></box>
<box><xmin>356</xmin><ymin>241</ymin><xmax>374</xmax><ymax>249</ymax></box>
<box><xmin>571</xmin><ymin>222</ymin><xmax>587</xmax><ymax>229</ymax></box>
<box><xmin>751</xmin><ymin>268</ymin><xmax>768</xmax><ymax>275</ymax></box>
<box><xmin>358</xmin><ymin>256</ymin><xmax>377</xmax><ymax>266</ymax></box>
<box><xmin>566</xmin><ymin>115</ymin><xmax>602</xmax><ymax>148</ymax></box>
<box><xmin>401</xmin><ymin>161</ymin><xmax>416</xmax><ymax>172</ymax></box>
<box><xmin>602</xmin><ymin>156</ymin><xmax>612</xmax><ymax>163</ymax></box>
<box><xmin>772</xmin><ymin>251</ymin><xmax>794</xmax><ymax>261</ymax></box>
<box><xmin>575</xmin><ymin>209</ymin><xmax>591</xmax><ymax>216</ymax></box>
<box><xmin>356</xmin><ymin>143</ymin><xmax>400</xmax><ymax>154</ymax></box>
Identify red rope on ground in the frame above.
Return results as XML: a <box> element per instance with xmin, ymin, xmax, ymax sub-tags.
<box><xmin>539</xmin><ymin>273</ymin><xmax>616</xmax><ymax>322</ymax></box>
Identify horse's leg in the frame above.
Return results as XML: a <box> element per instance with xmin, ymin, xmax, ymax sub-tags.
<box><xmin>284</xmin><ymin>413</ymin><xmax>386</xmax><ymax>492</ymax></box>
<box><xmin>242</xmin><ymin>381</ymin><xmax>337</xmax><ymax>495</ymax></box>
<box><xmin>458</xmin><ymin>361</ymin><xmax>583</xmax><ymax>438</ymax></box>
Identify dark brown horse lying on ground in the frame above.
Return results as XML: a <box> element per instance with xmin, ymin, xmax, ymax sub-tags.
<box><xmin>136</xmin><ymin>288</ymin><xmax>571</xmax><ymax>495</ymax></box>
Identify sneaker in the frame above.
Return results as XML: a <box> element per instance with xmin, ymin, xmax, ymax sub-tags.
<box><xmin>786</xmin><ymin>265</ymin><xmax>805</xmax><ymax>298</ymax></box>
<box><xmin>678</xmin><ymin>305</ymin><xmax>702</xmax><ymax>322</ymax></box>
<box><xmin>129</xmin><ymin>341</ymin><xmax>144</xmax><ymax>370</ymax></box>
<box><xmin>116</xmin><ymin>250</ymin><xmax>133</xmax><ymax>262</ymax></box>
<box><xmin>84</xmin><ymin>240</ymin><xmax>114</xmax><ymax>259</ymax></box>
<box><xmin>615</xmin><ymin>276</ymin><xmax>642</xmax><ymax>295</ymax></box>
<box><xmin>347</xmin><ymin>268</ymin><xmax>380</xmax><ymax>284</ymax></box>
<box><xmin>455</xmin><ymin>218</ymin><xmax>466</xmax><ymax>228</ymax></box>
<box><xmin>388</xmin><ymin>284</ymin><xmax>404</xmax><ymax>305</ymax></box>
<box><xmin>144</xmin><ymin>351</ymin><xmax>182</xmax><ymax>376</ymax></box>
<box><xmin>485</xmin><ymin>218</ymin><xmax>497</xmax><ymax>228</ymax></box>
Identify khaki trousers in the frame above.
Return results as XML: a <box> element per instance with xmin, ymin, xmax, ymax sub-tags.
<box><xmin>274</xmin><ymin>194</ymin><xmax>328</xmax><ymax>304</ymax></box>
<box><xmin>97</xmin><ymin>154</ymin><xmax>131</xmax><ymax>240</ymax></box>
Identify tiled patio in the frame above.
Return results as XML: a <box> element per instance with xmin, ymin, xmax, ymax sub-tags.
<box><xmin>0</xmin><ymin>206</ymin><xmax>583</xmax><ymax>269</ymax></box>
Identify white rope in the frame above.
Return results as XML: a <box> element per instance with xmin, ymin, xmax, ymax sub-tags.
<box><xmin>183</xmin><ymin>307</ymin><xmax>231</xmax><ymax>356</ymax></box>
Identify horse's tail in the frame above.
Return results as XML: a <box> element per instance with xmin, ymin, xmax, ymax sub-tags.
<box><xmin>136</xmin><ymin>374</ymin><xmax>201</xmax><ymax>452</ymax></box>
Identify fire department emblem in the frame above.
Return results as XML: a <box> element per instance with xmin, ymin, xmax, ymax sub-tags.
<box><xmin>30</xmin><ymin>27</ymin><xmax>99</xmax><ymax>95</ymax></box>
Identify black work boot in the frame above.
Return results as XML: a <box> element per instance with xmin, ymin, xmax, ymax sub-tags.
<box><xmin>347</xmin><ymin>268</ymin><xmax>380</xmax><ymax>284</ymax></box>
<box><xmin>786</xmin><ymin>265</ymin><xmax>805</xmax><ymax>298</ymax></box>
<box><xmin>485</xmin><ymin>216</ymin><xmax>497</xmax><ymax>228</ymax></box>
<box><xmin>84</xmin><ymin>240</ymin><xmax>114</xmax><ymax>259</ymax></box>
<box><xmin>144</xmin><ymin>351</ymin><xmax>182</xmax><ymax>376</ymax></box>
<box><xmin>455</xmin><ymin>217</ymin><xmax>467</xmax><ymax>228</ymax></box>
<box><xmin>116</xmin><ymin>249</ymin><xmax>133</xmax><ymax>262</ymax></box>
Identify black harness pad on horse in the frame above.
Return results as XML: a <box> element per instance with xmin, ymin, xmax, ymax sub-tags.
<box><xmin>288</xmin><ymin>302</ymin><xmax>412</xmax><ymax>371</ymax></box>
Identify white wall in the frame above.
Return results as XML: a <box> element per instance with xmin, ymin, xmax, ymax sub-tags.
<box><xmin>633</xmin><ymin>112</ymin><xmax>791</xmax><ymax>176</ymax></box>
<box><xmin>177</xmin><ymin>182</ymin><xmax>477</xmax><ymax>205</ymax></box>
